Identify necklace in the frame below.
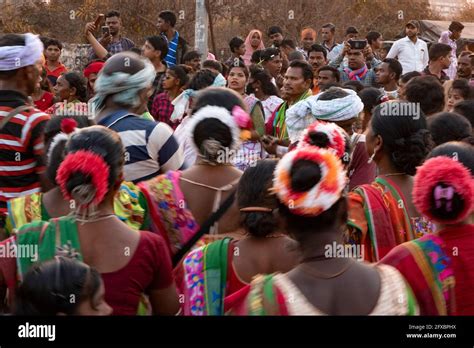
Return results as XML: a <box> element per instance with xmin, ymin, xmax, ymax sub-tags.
<box><xmin>75</xmin><ymin>214</ymin><xmax>117</xmax><ymax>224</ymax></box>
<box><xmin>299</xmin><ymin>260</ymin><xmax>353</xmax><ymax>279</ymax></box>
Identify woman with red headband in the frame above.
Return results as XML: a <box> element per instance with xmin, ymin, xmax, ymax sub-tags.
<box><xmin>381</xmin><ymin>141</ymin><xmax>474</xmax><ymax>315</ymax></box>
<box><xmin>0</xmin><ymin>126</ymin><xmax>180</xmax><ymax>315</ymax></box>
<box><xmin>83</xmin><ymin>60</ymin><xmax>105</xmax><ymax>100</ymax></box>
<box><xmin>228</xmin><ymin>144</ymin><xmax>418</xmax><ymax>315</ymax></box>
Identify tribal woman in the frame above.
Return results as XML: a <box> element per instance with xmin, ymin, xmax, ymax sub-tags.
<box><xmin>0</xmin><ymin>126</ymin><xmax>179</xmax><ymax>315</ymax></box>
<box><xmin>346</xmin><ymin>101</ymin><xmax>435</xmax><ymax>262</ymax></box>
<box><xmin>381</xmin><ymin>142</ymin><xmax>474</xmax><ymax>315</ymax></box>
<box><xmin>228</xmin><ymin>143</ymin><xmax>418</xmax><ymax>315</ymax></box>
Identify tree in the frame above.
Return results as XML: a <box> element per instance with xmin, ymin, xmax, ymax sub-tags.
<box><xmin>1</xmin><ymin>0</ymin><xmax>438</xmax><ymax>60</ymax></box>
<box><xmin>458</xmin><ymin>4</ymin><xmax>474</xmax><ymax>22</ymax></box>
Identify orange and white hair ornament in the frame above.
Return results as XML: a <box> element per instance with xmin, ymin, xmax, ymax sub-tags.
<box><xmin>273</xmin><ymin>147</ymin><xmax>347</xmax><ymax>216</ymax></box>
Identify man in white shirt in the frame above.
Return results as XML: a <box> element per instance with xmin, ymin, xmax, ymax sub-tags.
<box><xmin>386</xmin><ymin>20</ymin><xmax>429</xmax><ymax>74</ymax></box>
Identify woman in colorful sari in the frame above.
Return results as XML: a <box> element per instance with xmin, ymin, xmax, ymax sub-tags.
<box><xmin>181</xmin><ymin>159</ymin><xmax>299</xmax><ymax>315</ymax></box>
<box><xmin>139</xmin><ymin>89</ymin><xmax>244</xmax><ymax>262</ymax></box>
<box><xmin>5</xmin><ymin>116</ymin><xmax>149</xmax><ymax>236</ymax></box>
<box><xmin>227</xmin><ymin>144</ymin><xmax>418</xmax><ymax>315</ymax></box>
<box><xmin>0</xmin><ymin>126</ymin><xmax>180</xmax><ymax>315</ymax></box>
<box><xmin>346</xmin><ymin>101</ymin><xmax>435</xmax><ymax>262</ymax></box>
<box><xmin>381</xmin><ymin>141</ymin><xmax>474</xmax><ymax>315</ymax></box>
<box><xmin>227</xmin><ymin>62</ymin><xmax>266</xmax><ymax>171</ymax></box>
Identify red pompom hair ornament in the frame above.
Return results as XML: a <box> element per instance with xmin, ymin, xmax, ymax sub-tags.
<box><xmin>413</xmin><ymin>156</ymin><xmax>474</xmax><ymax>225</ymax></box>
<box><xmin>60</xmin><ymin>118</ymin><xmax>78</xmax><ymax>135</ymax></box>
<box><xmin>56</xmin><ymin>150</ymin><xmax>110</xmax><ymax>208</ymax></box>
<box><xmin>297</xmin><ymin>120</ymin><xmax>346</xmax><ymax>159</ymax></box>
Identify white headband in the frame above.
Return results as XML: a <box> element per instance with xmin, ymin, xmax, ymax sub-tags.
<box><xmin>0</xmin><ymin>33</ymin><xmax>43</xmax><ymax>71</ymax></box>
<box><xmin>286</xmin><ymin>88</ymin><xmax>364</xmax><ymax>143</ymax></box>
<box><xmin>46</xmin><ymin>133</ymin><xmax>69</xmax><ymax>166</ymax></box>
<box><xmin>188</xmin><ymin>105</ymin><xmax>241</xmax><ymax>152</ymax></box>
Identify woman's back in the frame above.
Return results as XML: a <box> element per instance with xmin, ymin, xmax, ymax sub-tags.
<box><xmin>77</xmin><ymin>220</ymin><xmax>174</xmax><ymax>315</ymax></box>
<box><xmin>281</xmin><ymin>263</ymin><xmax>412</xmax><ymax>315</ymax></box>
<box><xmin>179</xmin><ymin>155</ymin><xmax>242</xmax><ymax>234</ymax></box>
<box><xmin>232</xmin><ymin>236</ymin><xmax>299</xmax><ymax>283</ymax></box>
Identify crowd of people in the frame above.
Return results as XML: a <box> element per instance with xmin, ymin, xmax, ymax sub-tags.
<box><xmin>0</xmin><ymin>9</ymin><xmax>473</xmax><ymax>316</ymax></box>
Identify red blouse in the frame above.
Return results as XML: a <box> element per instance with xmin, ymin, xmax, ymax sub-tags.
<box><xmin>33</xmin><ymin>91</ymin><xmax>54</xmax><ymax>112</ymax></box>
<box><xmin>101</xmin><ymin>231</ymin><xmax>174</xmax><ymax>315</ymax></box>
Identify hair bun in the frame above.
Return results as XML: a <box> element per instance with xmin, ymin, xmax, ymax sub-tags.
<box><xmin>413</xmin><ymin>156</ymin><xmax>474</xmax><ymax>224</ymax></box>
<box><xmin>201</xmin><ymin>138</ymin><xmax>223</xmax><ymax>161</ymax></box>
<box><xmin>298</xmin><ymin>120</ymin><xmax>347</xmax><ymax>159</ymax></box>
<box><xmin>56</xmin><ymin>150</ymin><xmax>110</xmax><ymax>209</ymax></box>
<box><xmin>71</xmin><ymin>184</ymin><xmax>97</xmax><ymax>206</ymax></box>
<box><xmin>394</xmin><ymin>137</ymin><xmax>406</xmax><ymax>147</ymax></box>
<box><xmin>273</xmin><ymin>147</ymin><xmax>347</xmax><ymax>216</ymax></box>
<box><xmin>391</xmin><ymin>129</ymin><xmax>432</xmax><ymax>175</ymax></box>
<box><xmin>308</xmin><ymin>131</ymin><xmax>330</xmax><ymax>148</ymax></box>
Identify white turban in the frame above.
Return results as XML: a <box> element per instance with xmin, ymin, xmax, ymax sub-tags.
<box><xmin>286</xmin><ymin>88</ymin><xmax>364</xmax><ymax>143</ymax></box>
<box><xmin>0</xmin><ymin>33</ymin><xmax>43</xmax><ymax>71</ymax></box>
<box><xmin>91</xmin><ymin>57</ymin><xmax>156</xmax><ymax>115</ymax></box>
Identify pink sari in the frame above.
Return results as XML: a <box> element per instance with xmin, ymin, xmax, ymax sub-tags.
<box><xmin>138</xmin><ymin>171</ymin><xmax>199</xmax><ymax>258</ymax></box>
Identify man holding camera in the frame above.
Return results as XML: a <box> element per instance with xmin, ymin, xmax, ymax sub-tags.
<box><xmin>331</xmin><ymin>40</ymin><xmax>378</xmax><ymax>87</ymax></box>
<box><xmin>86</xmin><ymin>10</ymin><xmax>135</xmax><ymax>61</ymax></box>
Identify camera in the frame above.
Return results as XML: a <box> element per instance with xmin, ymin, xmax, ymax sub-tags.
<box><xmin>349</xmin><ymin>40</ymin><xmax>367</xmax><ymax>49</ymax></box>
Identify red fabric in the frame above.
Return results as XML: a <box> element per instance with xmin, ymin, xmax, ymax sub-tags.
<box><xmin>150</xmin><ymin>92</ymin><xmax>177</xmax><ymax>129</ymax></box>
<box><xmin>101</xmin><ymin>231</ymin><xmax>174</xmax><ymax>315</ymax></box>
<box><xmin>380</xmin><ymin>242</ymin><xmax>441</xmax><ymax>315</ymax></box>
<box><xmin>439</xmin><ymin>224</ymin><xmax>474</xmax><ymax>315</ymax></box>
<box><xmin>265</xmin><ymin>103</ymin><xmax>282</xmax><ymax>135</ymax></box>
<box><xmin>224</xmin><ymin>284</ymin><xmax>251</xmax><ymax>314</ymax></box>
<box><xmin>33</xmin><ymin>91</ymin><xmax>54</xmax><ymax>111</ymax></box>
<box><xmin>275</xmin><ymin>283</ymin><xmax>289</xmax><ymax>315</ymax></box>
<box><xmin>348</xmin><ymin>140</ymin><xmax>376</xmax><ymax>190</ymax></box>
<box><xmin>360</xmin><ymin>184</ymin><xmax>399</xmax><ymax>262</ymax></box>
<box><xmin>226</xmin><ymin>240</ymin><xmax>247</xmax><ymax>295</ymax></box>
<box><xmin>83</xmin><ymin>61</ymin><xmax>105</xmax><ymax>79</ymax></box>
<box><xmin>45</xmin><ymin>62</ymin><xmax>67</xmax><ymax>79</ymax></box>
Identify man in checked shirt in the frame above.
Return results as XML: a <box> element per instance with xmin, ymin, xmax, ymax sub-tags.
<box><xmin>88</xmin><ymin>10</ymin><xmax>135</xmax><ymax>61</ymax></box>
<box><xmin>438</xmin><ymin>21</ymin><xmax>464</xmax><ymax>81</ymax></box>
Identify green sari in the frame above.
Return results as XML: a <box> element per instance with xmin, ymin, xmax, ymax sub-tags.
<box><xmin>14</xmin><ymin>216</ymin><xmax>148</xmax><ymax>315</ymax></box>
